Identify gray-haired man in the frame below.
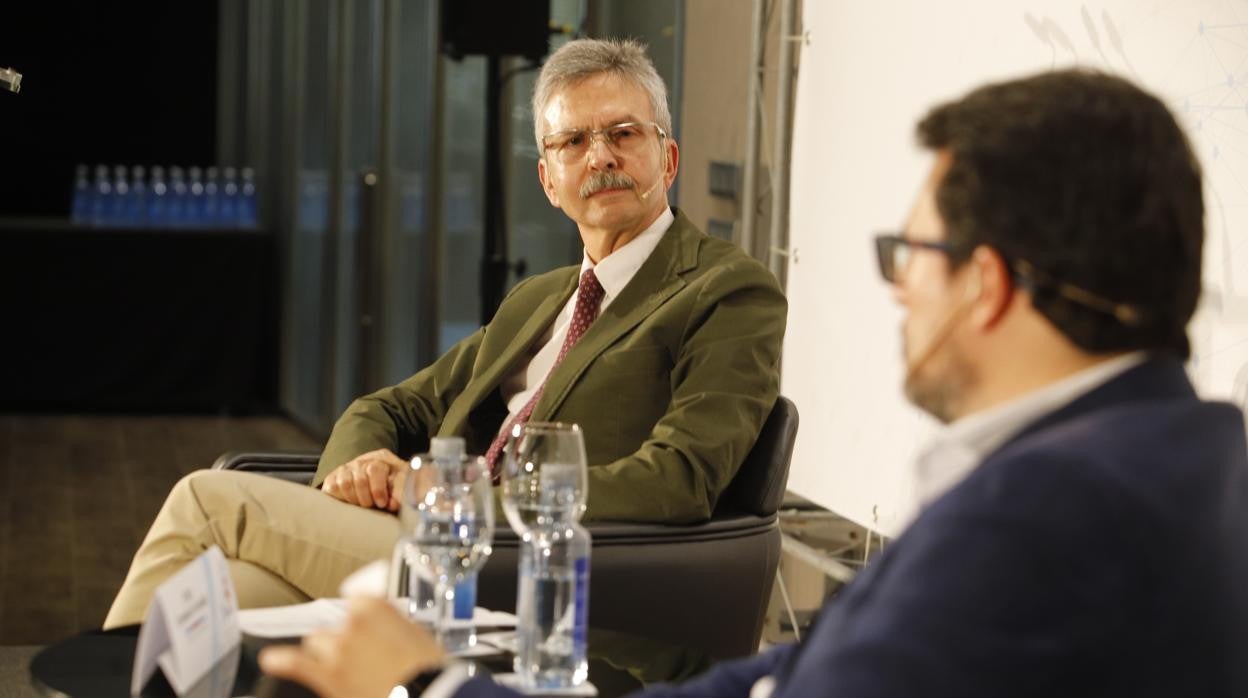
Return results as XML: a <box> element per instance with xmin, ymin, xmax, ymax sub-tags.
<box><xmin>105</xmin><ymin>37</ymin><xmax>786</xmax><ymax>627</ymax></box>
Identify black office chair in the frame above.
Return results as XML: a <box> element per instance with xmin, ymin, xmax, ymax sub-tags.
<box><xmin>212</xmin><ymin>396</ymin><xmax>798</xmax><ymax>659</ymax></box>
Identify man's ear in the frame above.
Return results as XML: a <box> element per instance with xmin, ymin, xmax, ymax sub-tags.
<box><xmin>537</xmin><ymin>157</ymin><xmax>560</xmax><ymax>208</ymax></box>
<box><xmin>968</xmin><ymin>245</ymin><xmax>1013</xmax><ymax>329</ymax></box>
<box><xmin>663</xmin><ymin>138</ymin><xmax>680</xmax><ymax>188</ymax></box>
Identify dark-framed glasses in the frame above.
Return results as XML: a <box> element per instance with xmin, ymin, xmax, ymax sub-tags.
<box><xmin>541</xmin><ymin>121</ymin><xmax>667</xmax><ymax>165</ymax></box>
<box><xmin>874</xmin><ymin>233</ymin><xmax>967</xmax><ymax>284</ymax></box>
<box><xmin>873</xmin><ymin>232</ymin><xmax>1147</xmax><ymax>327</ymax></box>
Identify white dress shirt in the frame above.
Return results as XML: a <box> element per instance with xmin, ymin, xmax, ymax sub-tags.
<box><xmin>497</xmin><ymin>207</ymin><xmax>675</xmax><ymax>421</ymax></box>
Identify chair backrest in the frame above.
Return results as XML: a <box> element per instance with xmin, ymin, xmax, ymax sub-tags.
<box><xmin>715</xmin><ymin>395</ymin><xmax>799</xmax><ymax>517</ymax></box>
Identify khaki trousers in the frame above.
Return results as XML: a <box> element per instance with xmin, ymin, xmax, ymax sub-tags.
<box><xmin>104</xmin><ymin>470</ymin><xmax>400</xmax><ymax>629</ymax></box>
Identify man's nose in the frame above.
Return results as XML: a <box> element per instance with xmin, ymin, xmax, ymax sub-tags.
<box><xmin>586</xmin><ymin>136</ymin><xmax>619</xmax><ymax>170</ymax></box>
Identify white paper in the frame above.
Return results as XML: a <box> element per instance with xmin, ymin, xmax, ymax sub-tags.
<box><xmin>477</xmin><ymin>630</ymin><xmax>518</xmax><ymax>654</ymax></box>
<box><xmin>494</xmin><ymin>674</ymin><xmax>598</xmax><ymax>696</ymax></box>
<box><xmin>131</xmin><ymin>603</ymin><xmax>170</xmax><ymax>694</ymax></box>
<box><xmin>131</xmin><ymin>546</ymin><xmax>241</xmax><ymax>695</ymax></box>
<box><xmin>237</xmin><ymin>598</ymin><xmax>351</xmax><ymax>639</ymax></box>
<box><xmin>449</xmin><ymin>641</ymin><xmax>507</xmax><ymax>659</ymax></box>
<box><xmin>472</xmin><ymin>608</ymin><xmax>517</xmax><ymax>627</ymax></box>
<box><xmin>340</xmin><ymin>558</ymin><xmax>391</xmax><ymax>598</ymax></box>
<box><xmin>406</xmin><ymin>606</ymin><xmax>517</xmax><ymax>629</ymax></box>
<box><xmin>239</xmin><ymin>598</ymin><xmax>517</xmax><ymax>639</ymax></box>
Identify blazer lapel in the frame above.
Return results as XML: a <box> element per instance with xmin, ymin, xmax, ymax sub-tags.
<box><xmin>532</xmin><ymin>210</ymin><xmax>702</xmax><ymax>420</ymax></box>
<box><xmin>442</xmin><ymin>270</ymin><xmax>579</xmax><ymax>432</ymax></box>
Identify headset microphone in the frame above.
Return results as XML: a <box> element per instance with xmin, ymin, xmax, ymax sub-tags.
<box><xmin>637</xmin><ymin>143</ymin><xmax>669</xmax><ymax>201</ymax></box>
<box><xmin>903</xmin><ymin>273</ymin><xmax>982</xmax><ymax>383</ymax></box>
<box><xmin>637</xmin><ymin>174</ymin><xmax>663</xmax><ymax>201</ymax></box>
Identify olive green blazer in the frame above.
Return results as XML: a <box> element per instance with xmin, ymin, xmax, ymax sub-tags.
<box><xmin>316</xmin><ymin>209</ymin><xmax>786</xmax><ymax>523</ymax></box>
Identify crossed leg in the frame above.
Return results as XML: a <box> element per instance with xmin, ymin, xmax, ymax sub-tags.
<box><xmin>105</xmin><ymin>469</ymin><xmax>399</xmax><ymax>629</ymax></box>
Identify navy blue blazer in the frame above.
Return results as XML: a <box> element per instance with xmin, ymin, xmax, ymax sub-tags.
<box><xmin>456</xmin><ymin>357</ymin><xmax>1248</xmax><ymax>697</ymax></box>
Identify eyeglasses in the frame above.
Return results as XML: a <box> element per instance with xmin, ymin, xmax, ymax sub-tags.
<box><xmin>874</xmin><ymin>233</ymin><xmax>967</xmax><ymax>284</ymax></box>
<box><xmin>540</xmin><ymin>121</ymin><xmax>667</xmax><ymax>165</ymax></box>
<box><xmin>873</xmin><ymin>232</ymin><xmax>1145</xmax><ymax>326</ymax></box>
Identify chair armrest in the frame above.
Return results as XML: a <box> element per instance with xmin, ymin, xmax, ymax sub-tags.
<box><xmin>211</xmin><ymin>451</ymin><xmax>321</xmax><ymax>486</ymax></box>
<box><xmin>488</xmin><ymin>512</ymin><xmax>778</xmax><ymax>547</ymax></box>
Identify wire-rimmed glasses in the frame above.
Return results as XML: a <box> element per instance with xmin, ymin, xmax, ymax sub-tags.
<box><xmin>540</xmin><ymin>121</ymin><xmax>667</xmax><ymax>166</ymax></box>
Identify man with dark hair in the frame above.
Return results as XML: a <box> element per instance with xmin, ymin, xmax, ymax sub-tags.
<box><xmin>913</xmin><ymin>70</ymin><xmax>1202</xmax><ymax>359</ymax></box>
<box><xmin>261</xmin><ymin>68</ymin><xmax>1248</xmax><ymax>697</ymax></box>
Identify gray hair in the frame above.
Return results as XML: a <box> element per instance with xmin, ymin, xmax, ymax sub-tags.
<box><xmin>531</xmin><ymin>38</ymin><xmax>672</xmax><ymax>148</ymax></box>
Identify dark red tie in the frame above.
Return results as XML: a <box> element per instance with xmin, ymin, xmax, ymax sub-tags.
<box><xmin>485</xmin><ymin>268</ymin><xmax>606</xmax><ymax>472</ymax></box>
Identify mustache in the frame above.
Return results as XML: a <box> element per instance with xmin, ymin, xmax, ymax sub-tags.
<box><xmin>580</xmin><ymin>170</ymin><xmax>638</xmax><ymax>199</ymax></box>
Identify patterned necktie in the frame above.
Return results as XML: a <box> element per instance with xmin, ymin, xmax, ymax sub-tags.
<box><xmin>484</xmin><ymin>268</ymin><xmax>606</xmax><ymax>472</ymax></box>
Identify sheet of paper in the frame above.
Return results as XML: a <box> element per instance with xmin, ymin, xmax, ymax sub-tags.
<box><xmin>339</xmin><ymin>558</ymin><xmax>390</xmax><ymax>597</ymax></box>
<box><xmin>451</xmin><ymin>641</ymin><xmax>506</xmax><ymax>659</ymax></box>
<box><xmin>131</xmin><ymin>546</ymin><xmax>240</xmax><ymax>694</ymax></box>
<box><xmin>238</xmin><ymin>599</ymin><xmax>350</xmax><ymax>639</ymax></box>
<box><xmin>406</xmin><ymin>605</ymin><xmax>518</xmax><ymax>628</ymax></box>
<box><xmin>131</xmin><ymin>600</ymin><xmax>170</xmax><ymax>694</ymax></box>
<box><xmin>477</xmin><ymin>630</ymin><xmax>518</xmax><ymax>654</ymax></box>
<box><xmin>494</xmin><ymin>674</ymin><xmax>598</xmax><ymax>696</ymax></box>
<box><xmin>239</xmin><ymin>598</ymin><xmax>517</xmax><ymax>639</ymax></box>
<box><xmin>471</xmin><ymin>608</ymin><xmax>518</xmax><ymax>627</ymax></box>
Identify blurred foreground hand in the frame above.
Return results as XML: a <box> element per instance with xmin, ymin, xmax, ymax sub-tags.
<box><xmin>259</xmin><ymin>597</ymin><xmax>446</xmax><ymax>698</ymax></box>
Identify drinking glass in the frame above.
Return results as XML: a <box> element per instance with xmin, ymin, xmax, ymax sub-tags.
<box><xmin>405</xmin><ymin>454</ymin><xmax>494</xmax><ymax>647</ymax></box>
<box><xmin>498</xmin><ymin>422</ymin><xmax>589</xmax><ymax>538</ymax></box>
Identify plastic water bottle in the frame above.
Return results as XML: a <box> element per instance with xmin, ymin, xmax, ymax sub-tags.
<box><xmin>443</xmin><ymin>573</ymin><xmax>478</xmax><ymax>653</ymax></box>
<box><xmin>90</xmin><ymin>164</ymin><xmax>113</xmax><ymax>227</ymax></box>
<box><xmin>514</xmin><ymin>487</ymin><xmax>591</xmax><ymax>688</ymax></box>
<box><xmin>219</xmin><ymin>167</ymin><xmax>239</xmax><ymax>227</ymax></box>
<box><xmin>71</xmin><ymin>164</ymin><xmax>92</xmax><ymax>225</ymax></box>
<box><xmin>239</xmin><ymin>167</ymin><xmax>259</xmax><ymax>228</ymax></box>
<box><xmin>203</xmin><ymin>166</ymin><xmax>221</xmax><ymax>226</ymax></box>
<box><xmin>395</xmin><ymin>437</ymin><xmax>480</xmax><ymax>653</ymax></box>
<box><xmin>428</xmin><ymin>438</ymin><xmax>478</xmax><ymax>653</ymax></box>
<box><xmin>110</xmin><ymin>165</ymin><xmax>131</xmax><ymax>227</ymax></box>
<box><xmin>168</xmin><ymin>166</ymin><xmax>188</xmax><ymax>228</ymax></box>
<box><xmin>148</xmin><ymin>166</ymin><xmax>169</xmax><ymax>226</ymax></box>
<box><xmin>128</xmin><ymin>165</ymin><xmax>148</xmax><ymax>227</ymax></box>
<box><xmin>187</xmin><ymin>166</ymin><xmax>206</xmax><ymax>227</ymax></box>
<box><xmin>398</xmin><ymin>564</ymin><xmax>478</xmax><ymax>653</ymax></box>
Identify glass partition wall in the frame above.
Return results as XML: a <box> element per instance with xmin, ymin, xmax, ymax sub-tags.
<box><xmin>219</xmin><ymin>0</ymin><xmax>683</xmax><ymax>437</ymax></box>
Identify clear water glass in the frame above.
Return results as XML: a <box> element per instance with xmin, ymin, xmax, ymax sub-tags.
<box><xmin>499</xmin><ymin>422</ymin><xmax>589</xmax><ymax>537</ymax></box>
<box><xmin>404</xmin><ymin>454</ymin><xmax>494</xmax><ymax>649</ymax></box>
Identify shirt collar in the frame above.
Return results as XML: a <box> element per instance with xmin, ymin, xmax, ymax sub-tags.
<box><xmin>579</xmin><ymin>207</ymin><xmax>675</xmax><ymax>299</ymax></box>
<box><xmin>913</xmin><ymin>351</ymin><xmax>1148</xmax><ymax>510</ymax></box>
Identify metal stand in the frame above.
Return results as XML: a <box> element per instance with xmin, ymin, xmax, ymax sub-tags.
<box><xmin>768</xmin><ymin>508</ymin><xmax>890</xmax><ymax>642</ymax></box>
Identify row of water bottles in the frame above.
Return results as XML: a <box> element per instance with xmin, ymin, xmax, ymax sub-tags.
<box><xmin>71</xmin><ymin>164</ymin><xmax>258</xmax><ymax>229</ymax></box>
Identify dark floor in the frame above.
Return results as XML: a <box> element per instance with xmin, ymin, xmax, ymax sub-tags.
<box><xmin>0</xmin><ymin>414</ymin><xmax>321</xmax><ymax>646</ymax></box>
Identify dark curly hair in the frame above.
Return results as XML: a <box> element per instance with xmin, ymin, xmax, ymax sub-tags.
<box><xmin>917</xmin><ymin>69</ymin><xmax>1203</xmax><ymax>358</ymax></box>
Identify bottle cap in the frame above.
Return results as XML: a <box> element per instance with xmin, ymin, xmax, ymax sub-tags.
<box><xmin>430</xmin><ymin>436</ymin><xmax>466</xmax><ymax>460</ymax></box>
